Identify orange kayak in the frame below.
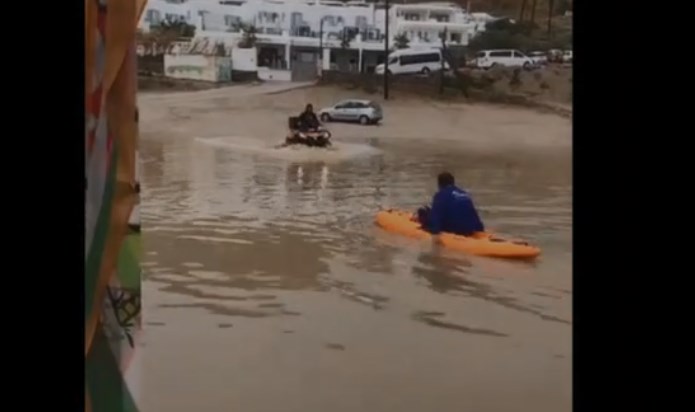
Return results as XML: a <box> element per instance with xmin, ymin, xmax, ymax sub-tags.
<box><xmin>375</xmin><ymin>209</ymin><xmax>541</xmax><ymax>259</ymax></box>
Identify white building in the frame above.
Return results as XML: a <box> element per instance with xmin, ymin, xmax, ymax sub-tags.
<box><xmin>139</xmin><ymin>0</ymin><xmax>482</xmax><ymax>80</ymax></box>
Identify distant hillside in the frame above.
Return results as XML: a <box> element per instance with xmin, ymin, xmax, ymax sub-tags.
<box><xmin>385</xmin><ymin>0</ymin><xmax>572</xmax><ymax>20</ymax></box>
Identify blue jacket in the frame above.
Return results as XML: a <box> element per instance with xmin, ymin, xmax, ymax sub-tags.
<box><xmin>428</xmin><ymin>185</ymin><xmax>485</xmax><ymax>236</ymax></box>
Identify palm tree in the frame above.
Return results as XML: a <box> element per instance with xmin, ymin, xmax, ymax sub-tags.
<box><xmin>214</xmin><ymin>42</ymin><xmax>227</xmax><ymax>57</ymax></box>
<box><xmin>394</xmin><ymin>33</ymin><xmax>410</xmax><ymax>49</ymax></box>
<box><xmin>158</xmin><ymin>20</ymin><xmax>196</xmax><ymax>38</ymax></box>
<box><xmin>236</xmin><ymin>23</ymin><xmax>258</xmax><ymax>48</ymax></box>
<box><xmin>340</xmin><ymin>29</ymin><xmax>356</xmax><ymax>49</ymax></box>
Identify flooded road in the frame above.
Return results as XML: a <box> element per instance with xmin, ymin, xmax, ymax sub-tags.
<box><xmin>139</xmin><ymin>85</ymin><xmax>572</xmax><ymax>412</ymax></box>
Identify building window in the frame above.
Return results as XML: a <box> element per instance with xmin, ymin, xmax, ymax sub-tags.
<box><xmin>224</xmin><ymin>15</ymin><xmax>240</xmax><ymax>27</ymax></box>
<box><xmin>162</xmin><ymin>13</ymin><xmax>185</xmax><ymax>23</ymax></box>
<box><xmin>146</xmin><ymin>10</ymin><xmax>161</xmax><ymax>24</ymax></box>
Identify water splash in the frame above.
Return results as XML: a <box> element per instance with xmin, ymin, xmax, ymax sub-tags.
<box><xmin>194</xmin><ymin>135</ymin><xmax>382</xmax><ymax>163</ymax></box>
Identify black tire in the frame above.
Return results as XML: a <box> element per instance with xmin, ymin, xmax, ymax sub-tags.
<box><xmin>488</xmin><ymin>63</ymin><xmax>498</xmax><ymax>70</ymax></box>
<box><xmin>523</xmin><ymin>62</ymin><xmax>531</xmax><ymax>70</ymax></box>
<box><xmin>320</xmin><ymin>113</ymin><xmax>331</xmax><ymax>122</ymax></box>
<box><xmin>359</xmin><ymin>115</ymin><xmax>369</xmax><ymax>125</ymax></box>
<box><xmin>421</xmin><ymin>67</ymin><xmax>431</xmax><ymax>75</ymax></box>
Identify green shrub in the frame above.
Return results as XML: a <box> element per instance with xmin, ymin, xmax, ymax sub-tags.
<box><xmin>469</xmin><ymin>18</ymin><xmax>571</xmax><ymax>54</ymax></box>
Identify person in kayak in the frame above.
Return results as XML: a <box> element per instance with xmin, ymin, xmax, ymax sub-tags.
<box><xmin>417</xmin><ymin>172</ymin><xmax>485</xmax><ymax>242</ymax></box>
<box><xmin>297</xmin><ymin>103</ymin><xmax>321</xmax><ymax>132</ymax></box>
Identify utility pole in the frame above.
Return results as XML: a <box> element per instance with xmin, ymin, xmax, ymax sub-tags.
<box><xmin>384</xmin><ymin>0</ymin><xmax>390</xmax><ymax>100</ymax></box>
<box><xmin>440</xmin><ymin>27</ymin><xmax>447</xmax><ymax>95</ymax></box>
<box><xmin>519</xmin><ymin>0</ymin><xmax>528</xmax><ymax>22</ymax></box>
<box><xmin>547</xmin><ymin>0</ymin><xmax>555</xmax><ymax>35</ymax></box>
<box><xmin>530</xmin><ymin>0</ymin><xmax>538</xmax><ymax>24</ymax></box>
<box><xmin>319</xmin><ymin>17</ymin><xmax>325</xmax><ymax>74</ymax></box>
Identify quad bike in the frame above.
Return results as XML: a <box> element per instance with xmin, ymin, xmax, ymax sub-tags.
<box><xmin>281</xmin><ymin>116</ymin><xmax>332</xmax><ymax>148</ymax></box>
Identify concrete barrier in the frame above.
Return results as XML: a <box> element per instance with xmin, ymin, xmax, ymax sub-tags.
<box><xmin>258</xmin><ymin>68</ymin><xmax>292</xmax><ymax>82</ymax></box>
<box><xmin>164</xmin><ymin>54</ymin><xmax>232</xmax><ymax>83</ymax></box>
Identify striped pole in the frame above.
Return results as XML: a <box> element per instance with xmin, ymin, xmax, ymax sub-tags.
<box><xmin>85</xmin><ymin>1</ymin><xmax>146</xmax><ymax>410</ymax></box>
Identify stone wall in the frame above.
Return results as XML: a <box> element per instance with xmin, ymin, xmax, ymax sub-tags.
<box><xmin>138</xmin><ymin>54</ymin><xmax>165</xmax><ymax>75</ymax></box>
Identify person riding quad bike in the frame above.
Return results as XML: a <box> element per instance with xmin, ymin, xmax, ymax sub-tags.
<box><xmin>298</xmin><ymin>104</ymin><xmax>320</xmax><ymax>131</ymax></box>
<box><xmin>285</xmin><ymin>104</ymin><xmax>332</xmax><ymax>147</ymax></box>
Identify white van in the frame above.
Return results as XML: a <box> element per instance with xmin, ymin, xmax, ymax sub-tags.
<box><xmin>472</xmin><ymin>49</ymin><xmax>534</xmax><ymax>70</ymax></box>
<box><xmin>375</xmin><ymin>48</ymin><xmax>448</xmax><ymax>76</ymax></box>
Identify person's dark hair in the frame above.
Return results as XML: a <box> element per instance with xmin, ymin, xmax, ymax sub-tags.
<box><xmin>305</xmin><ymin>104</ymin><xmax>313</xmax><ymax>112</ymax></box>
<box><xmin>437</xmin><ymin>172</ymin><xmax>455</xmax><ymax>188</ymax></box>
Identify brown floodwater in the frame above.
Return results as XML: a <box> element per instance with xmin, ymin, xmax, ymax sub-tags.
<box><xmin>139</xmin><ymin>84</ymin><xmax>571</xmax><ymax>412</ymax></box>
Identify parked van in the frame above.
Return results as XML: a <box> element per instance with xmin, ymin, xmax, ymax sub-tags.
<box><xmin>375</xmin><ymin>48</ymin><xmax>448</xmax><ymax>76</ymax></box>
<box><xmin>471</xmin><ymin>49</ymin><xmax>534</xmax><ymax>70</ymax></box>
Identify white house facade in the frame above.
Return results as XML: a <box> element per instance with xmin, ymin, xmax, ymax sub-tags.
<box><xmin>139</xmin><ymin>0</ymin><xmax>487</xmax><ymax>79</ymax></box>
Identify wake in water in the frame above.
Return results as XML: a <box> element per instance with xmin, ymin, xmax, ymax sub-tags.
<box><xmin>194</xmin><ymin>135</ymin><xmax>381</xmax><ymax>162</ymax></box>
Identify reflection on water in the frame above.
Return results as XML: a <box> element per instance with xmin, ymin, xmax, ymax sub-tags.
<box><xmin>141</xmin><ymin>135</ymin><xmax>572</xmax><ymax>412</ymax></box>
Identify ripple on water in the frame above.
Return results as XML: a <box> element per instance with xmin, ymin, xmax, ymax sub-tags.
<box><xmin>141</xmin><ymin>134</ymin><xmax>572</xmax><ymax>410</ymax></box>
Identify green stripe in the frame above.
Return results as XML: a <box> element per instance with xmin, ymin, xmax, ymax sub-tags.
<box><xmin>116</xmin><ymin>234</ymin><xmax>141</xmax><ymax>289</ymax></box>
<box><xmin>85</xmin><ymin>144</ymin><xmax>119</xmax><ymax>326</ymax></box>
<box><xmin>86</xmin><ymin>327</ymin><xmax>140</xmax><ymax>412</ymax></box>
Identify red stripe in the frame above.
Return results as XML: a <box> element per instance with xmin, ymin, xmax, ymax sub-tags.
<box><xmin>105</xmin><ymin>133</ymin><xmax>115</xmax><ymax>175</ymax></box>
<box><xmin>97</xmin><ymin>11</ymin><xmax>106</xmax><ymax>36</ymax></box>
<box><xmin>90</xmin><ymin>84</ymin><xmax>103</xmax><ymax>117</ymax></box>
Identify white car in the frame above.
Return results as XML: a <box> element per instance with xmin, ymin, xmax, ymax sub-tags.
<box><xmin>528</xmin><ymin>51</ymin><xmax>548</xmax><ymax>66</ymax></box>
<box><xmin>562</xmin><ymin>50</ymin><xmax>573</xmax><ymax>63</ymax></box>
<box><xmin>472</xmin><ymin>49</ymin><xmax>534</xmax><ymax>70</ymax></box>
<box><xmin>375</xmin><ymin>48</ymin><xmax>449</xmax><ymax>76</ymax></box>
<box><xmin>318</xmin><ymin>99</ymin><xmax>383</xmax><ymax>125</ymax></box>
<box><xmin>547</xmin><ymin>49</ymin><xmax>563</xmax><ymax>63</ymax></box>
